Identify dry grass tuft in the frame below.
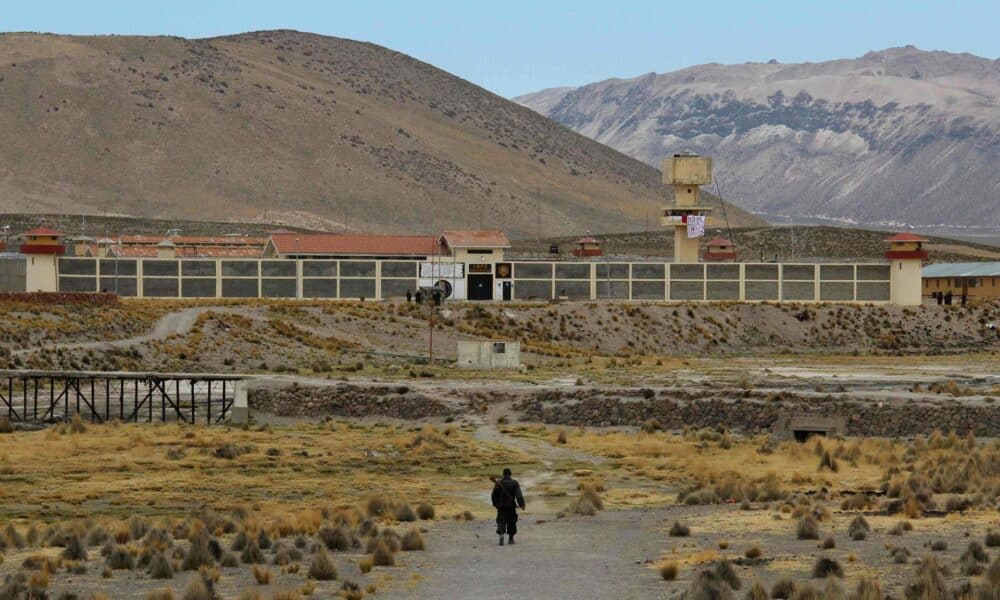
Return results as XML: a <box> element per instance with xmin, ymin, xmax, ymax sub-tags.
<box><xmin>308</xmin><ymin>548</ymin><xmax>337</xmax><ymax>581</ymax></box>
<box><xmin>147</xmin><ymin>589</ymin><xmax>176</xmax><ymax>600</ymax></box>
<box><xmin>811</xmin><ymin>556</ymin><xmax>844</xmax><ymax>578</ymax></box>
<box><xmin>415</xmin><ymin>503</ymin><xmax>435</xmax><ymax>520</ymax></box>
<box><xmin>252</xmin><ymin>564</ymin><xmax>272</xmax><ymax>585</ymax></box>
<box><xmin>371</xmin><ymin>540</ymin><xmax>395</xmax><ymax>567</ymax></box>
<box><xmin>657</xmin><ymin>560</ymin><xmax>679</xmax><ymax>580</ymax></box>
<box><xmin>744</xmin><ymin>545</ymin><xmax>762</xmax><ymax>559</ymax></box>
<box><xmin>401</xmin><ymin>528</ymin><xmax>425</xmax><ymax>551</ymax></box>
<box><xmin>149</xmin><ymin>551</ymin><xmax>173</xmax><ymax>579</ymax></box>
<box><xmin>848</xmin><ymin>515</ymin><xmax>870</xmax><ymax>540</ymax></box>
<box><xmin>796</xmin><ymin>516</ymin><xmax>820</xmax><ymax>540</ymax></box>
<box><xmin>669</xmin><ymin>521</ymin><xmax>690</xmax><ymax>537</ymax></box>
<box><xmin>357</xmin><ymin>555</ymin><xmax>374</xmax><ymax>574</ymax></box>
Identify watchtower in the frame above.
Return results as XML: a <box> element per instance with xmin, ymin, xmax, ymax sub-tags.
<box><xmin>661</xmin><ymin>154</ymin><xmax>713</xmax><ymax>263</ymax></box>
<box><xmin>885</xmin><ymin>233</ymin><xmax>928</xmax><ymax>306</ymax></box>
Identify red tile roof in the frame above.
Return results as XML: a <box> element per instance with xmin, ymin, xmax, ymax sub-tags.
<box><xmin>440</xmin><ymin>230</ymin><xmax>510</xmax><ymax>248</ymax></box>
<box><xmin>574</xmin><ymin>237</ymin><xmax>602</xmax><ymax>244</ymax></box>
<box><xmin>707</xmin><ymin>237</ymin><xmax>734</xmax><ymax>247</ymax></box>
<box><xmin>886</xmin><ymin>233</ymin><xmax>928</xmax><ymax>242</ymax></box>
<box><xmin>24</xmin><ymin>227</ymin><xmax>62</xmax><ymax>236</ymax></box>
<box><xmin>268</xmin><ymin>233</ymin><xmax>444</xmax><ymax>256</ymax></box>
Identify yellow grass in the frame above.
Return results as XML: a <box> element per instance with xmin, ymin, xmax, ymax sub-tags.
<box><xmin>0</xmin><ymin>421</ymin><xmax>535</xmax><ymax>523</ymax></box>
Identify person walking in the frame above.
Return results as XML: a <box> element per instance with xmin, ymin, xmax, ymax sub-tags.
<box><xmin>491</xmin><ymin>468</ymin><xmax>525</xmax><ymax>546</ymax></box>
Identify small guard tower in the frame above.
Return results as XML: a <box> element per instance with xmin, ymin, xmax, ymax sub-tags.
<box><xmin>661</xmin><ymin>153</ymin><xmax>713</xmax><ymax>263</ymax></box>
<box><xmin>885</xmin><ymin>233</ymin><xmax>928</xmax><ymax>306</ymax></box>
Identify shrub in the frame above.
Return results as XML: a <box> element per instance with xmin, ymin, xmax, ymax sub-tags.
<box><xmin>669</xmin><ymin>521</ymin><xmax>690</xmax><ymax>537</ymax></box>
<box><xmin>713</xmin><ymin>559</ymin><xmax>741</xmax><ymax>590</ymax></box>
<box><xmin>840</xmin><ymin>494</ymin><xmax>872</xmax><ymax>511</ymax></box>
<box><xmin>107</xmin><ymin>544</ymin><xmax>135</xmax><ymax>570</ymax></box>
<box><xmin>890</xmin><ymin>521</ymin><xmax>913</xmax><ymax>536</ymax></box>
<box><xmin>255</xmin><ymin>528</ymin><xmax>271</xmax><ymax>550</ymax></box>
<box><xmin>892</xmin><ymin>547</ymin><xmax>911</xmax><ymax>564</ymax></box>
<box><xmin>63</xmin><ymin>533</ymin><xmax>87</xmax><ymax>561</ymax></box>
<box><xmin>318</xmin><ymin>526</ymin><xmax>352</xmax><ymax>551</ymax></box>
<box><xmin>366</xmin><ymin>496</ymin><xmax>391</xmax><ymax>519</ymax></box>
<box><xmin>182</xmin><ymin>530</ymin><xmax>214</xmax><ymax>570</ymax></box>
<box><xmin>240</xmin><ymin>538</ymin><xmax>265</xmax><ymax>564</ymax></box>
<box><xmin>308</xmin><ymin>549</ymin><xmax>337</xmax><ymax>581</ymax></box>
<box><xmin>812</xmin><ymin>557</ymin><xmax>844</xmax><ymax>578</ymax></box>
<box><xmin>182</xmin><ymin>576</ymin><xmax>212</xmax><ymax>600</ymax></box>
<box><xmin>821</xmin><ymin>536</ymin><xmax>835</xmax><ymax>549</ymax></box>
<box><xmin>401</xmin><ymin>528</ymin><xmax>424</xmax><ymax>551</ymax></box>
<box><xmin>0</xmin><ymin>419</ymin><xmax>13</xmax><ymax>434</ymax></box>
<box><xmin>358</xmin><ymin>555</ymin><xmax>374</xmax><ymax>574</ymax></box>
<box><xmin>394</xmin><ymin>504</ymin><xmax>417</xmax><ymax>522</ymax></box>
<box><xmin>556</xmin><ymin>429</ymin><xmax>567</xmax><ymax>444</ymax></box>
<box><xmin>905</xmin><ymin>555</ymin><xmax>948</xmax><ymax>599</ymax></box>
<box><xmin>771</xmin><ymin>579</ymin><xmax>796</xmax><ymax>599</ymax></box>
<box><xmin>411</xmin><ymin>503</ymin><xmax>436</xmax><ymax>521</ymax></box>
<box><xmin>219</xmin><ymin>552</ymin><xmax>239</xmax><ymax>568</ymax></box>
<box><xmin>818</xmin><ymin>451</ymin><xmax>838</xmax><ymax>472</ymax></box>
<box><xmin>372</xmin><ymin>540</ymin><xmax>395</xmax><ymax>566</ymax></box>
<box><xmin>231</xmin><ymin>530</ymin><xmax>248</xmax><ymax>551</ymax></box>
<box><xmin>148</xmin><ymin>551</ymin><xmax>173</xmax><ymax>579</ymax></box>
<box><xmin>147</xmin><ymin>589</ymin><xmax>176</xmax><ymax>600</ymax></box>
<box><xmin>929</xmin><ymin>540</ymin><xmax>947</xmax><ymax>551</ymax></box>
<box><xmin>746</xmin><ymin>581</ymin><xmax>767</xmax><ymax>600</ymax></box>
<box><xmin>658</xmin><ymin>560</ymin><xmax>678</xmax><ymax>580</ymax></box>
<box><xmin>251</xmin><ymin>564</ymin><xmax>271</xmax><ymax>584</ymax></box>
<box><xmin>688</xmin><ymin>568</ymin><xmax>735</xmax><ymax>599</ymax></box>
<box><xmin>797</xmin><ymin>516</ymin><xmax>819</xmax><ymax>540</ymax></box>
<box><xmin>848</xmin><ymin>516</ymin><xmax>870</xmax><ymax>541</ymax></box>
<box><xmin>744</xmin><ymin>545</ymin><xmax>762</xmax><ymax>559</ymax></box>
<box><xmin>986</xmin><ymin>530</ymin><xmax>1000</xmax><ymax>547</ymax></box>
<box><xmin>851</xmin><ymin>578</ymin><xmax>882</xmax><ymax>600</ymax></box>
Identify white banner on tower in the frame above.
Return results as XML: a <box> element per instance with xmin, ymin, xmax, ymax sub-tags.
<box><xmin>687</xmin><ymin>215</ymin><xmax>706</xmax><ymax>238</ymax></box>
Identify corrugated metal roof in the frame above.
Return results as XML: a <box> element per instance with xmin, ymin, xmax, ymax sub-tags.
<box><xmin>922</xmin><ymin>262</ymin><xmax>1000</xmax><ymax>278</ymax></box>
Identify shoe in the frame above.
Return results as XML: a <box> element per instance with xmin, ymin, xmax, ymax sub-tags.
<box><xmin>498</xmin><ymin>535</ymin><xmax>504</xmax><ymax>546</ymax></box>
<box><xmin>508</xmin><ymin>535</ymin><xmax>515</xmax><ymax>545</ymax></box>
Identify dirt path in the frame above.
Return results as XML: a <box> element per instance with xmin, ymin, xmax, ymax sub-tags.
<box><xmin>395</xmin><ymin>509</ymin><xmax>671</xmax><ymax>600</ymax></box>
<box><xmin>13</xmin><ymin>306</ymin><xmax>234</xmax><ymax>356</ymax></box>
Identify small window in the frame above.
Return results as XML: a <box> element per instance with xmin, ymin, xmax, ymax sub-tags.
<box><xmin>493</xmin><ymin>342</ymin><xmax>506</xmax><ymax>354</ymax></box>
<box><xmin>467</xmin><ymin>249</ymin><xmax>492</xmax><ymax>254</ymax></box>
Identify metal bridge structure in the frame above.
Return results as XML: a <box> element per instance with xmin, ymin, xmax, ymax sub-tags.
<box><xmin>0</xmin><ymin>370</ymin><xmax>248</xmax><ymax>425</ymax></box>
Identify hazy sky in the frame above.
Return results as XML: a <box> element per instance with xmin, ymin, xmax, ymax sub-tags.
<box><xmin>4</xmin><ymin>0</ymin><xmax>997</xmax><ymax>97</ymax></box>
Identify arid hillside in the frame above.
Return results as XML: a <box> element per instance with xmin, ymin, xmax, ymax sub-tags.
<box><xmin>516</xmin><ymin>47</ymin><xmax>1000</xmax><ymax>229</ymax></box>
<box><xmin>0</xmin><ymin>30</ymin><xmax>761</xmax><ymax>237</ymax></box>
<box><xmin>512</xmin><ymin>226</ymin><xmax>1000</xmax><ymax>263</ymax></box>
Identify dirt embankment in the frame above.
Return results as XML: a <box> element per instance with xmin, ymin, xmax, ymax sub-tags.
<box><xmin>250</xmin><ymin>383</ymin><xmax>455</xmax><ymax>420</ymax></box>
<box><xmin>250</xmin><ymin>382</ymin><xmax>1000</xmax><ymax>437</ymax></box>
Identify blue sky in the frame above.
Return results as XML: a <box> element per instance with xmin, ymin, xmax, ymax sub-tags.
<box><xmin>3</xmin><ymin>0</ymin><xmax>997</xmax><ymax>97</ymax></box>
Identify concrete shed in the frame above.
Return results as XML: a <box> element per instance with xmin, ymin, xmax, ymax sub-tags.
<box><xmin>456</xmin><ymin>340</ymin><xmax>521</xmax><ymax>369</ymax></box>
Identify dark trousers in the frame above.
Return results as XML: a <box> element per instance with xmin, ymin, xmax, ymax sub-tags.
<box><xmin>496</xmin><ymin>507</ymin><xmax>518</xmax><ymax>536</ymax></box>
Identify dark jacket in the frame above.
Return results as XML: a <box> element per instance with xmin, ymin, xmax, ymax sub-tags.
<box><xmin>491</xmin><ymin>477</ymin><xmax>526</xmax><ymax>510</ymax></box>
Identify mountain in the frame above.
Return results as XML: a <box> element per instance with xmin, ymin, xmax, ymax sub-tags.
<box><xmin>515</xmin><ymin>47</ymin><xmax>1000</xmax><ymax>229</ymax></box>
<box><xmin>0</xmin><ymin>31</ymin><xmax>762</xmax><ymax>237</ymax></box>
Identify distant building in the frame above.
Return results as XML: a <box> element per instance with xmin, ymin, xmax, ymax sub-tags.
<box><xmin>704</xmin><ymin>237</ymin><xmax>736</xmax><ymax>261</ymax></box>
<box><xmin>922</xmin><ymin>262</ymin><xmax>1000</xmax><ymax>299</ymax></box>
<box><xmin>571</xmin><ymin>237</ymin><xmax>603</xmax><ymax>257</ymax></box>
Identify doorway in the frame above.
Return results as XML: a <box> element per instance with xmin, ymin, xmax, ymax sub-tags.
<box><xmin>468</xmin><ymin>274</ymin><xmax>493</xmax><ymax>300</ymax></box>
<box><xmin>502</xmin><ymin>281</ymin><xmax>512</xmax><ymax>301</ymax></box>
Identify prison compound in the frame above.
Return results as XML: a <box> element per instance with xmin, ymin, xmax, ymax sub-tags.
<box><xmin>0</xmin><ymin>155</ymin><xmax>930</xmax><ymax>306</ymax></box>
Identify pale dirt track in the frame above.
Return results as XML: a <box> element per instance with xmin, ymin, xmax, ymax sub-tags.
<box><xmin>395</xmin><ymin>509</ymin><xmax>671</xmax><ymax>600</ymax></box>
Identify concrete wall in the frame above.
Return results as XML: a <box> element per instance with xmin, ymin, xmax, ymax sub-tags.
<box><xmin>26</xmin><ymin>255</ymin><xmax>57</xmax><ymax>292</ymax></box>
<box><xmin>50</xmin><ymin>257</ymin><xmax>895</xmax><ymax>304</ymax></box>
<box><xmin>456</xmin><ymin>340</ymin><xmax>521</xmax><ymax>369</ymax></box>
<box><xmin>0</xmin><ymin>256</ymin><xmax>26</xmax><ymax>292</ymax></box>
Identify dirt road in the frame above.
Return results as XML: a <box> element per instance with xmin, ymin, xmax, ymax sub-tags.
<box><xmin>397</xmin><ymin>509</ymin><xmax>670</xmax><ymax>600</ymax></box>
